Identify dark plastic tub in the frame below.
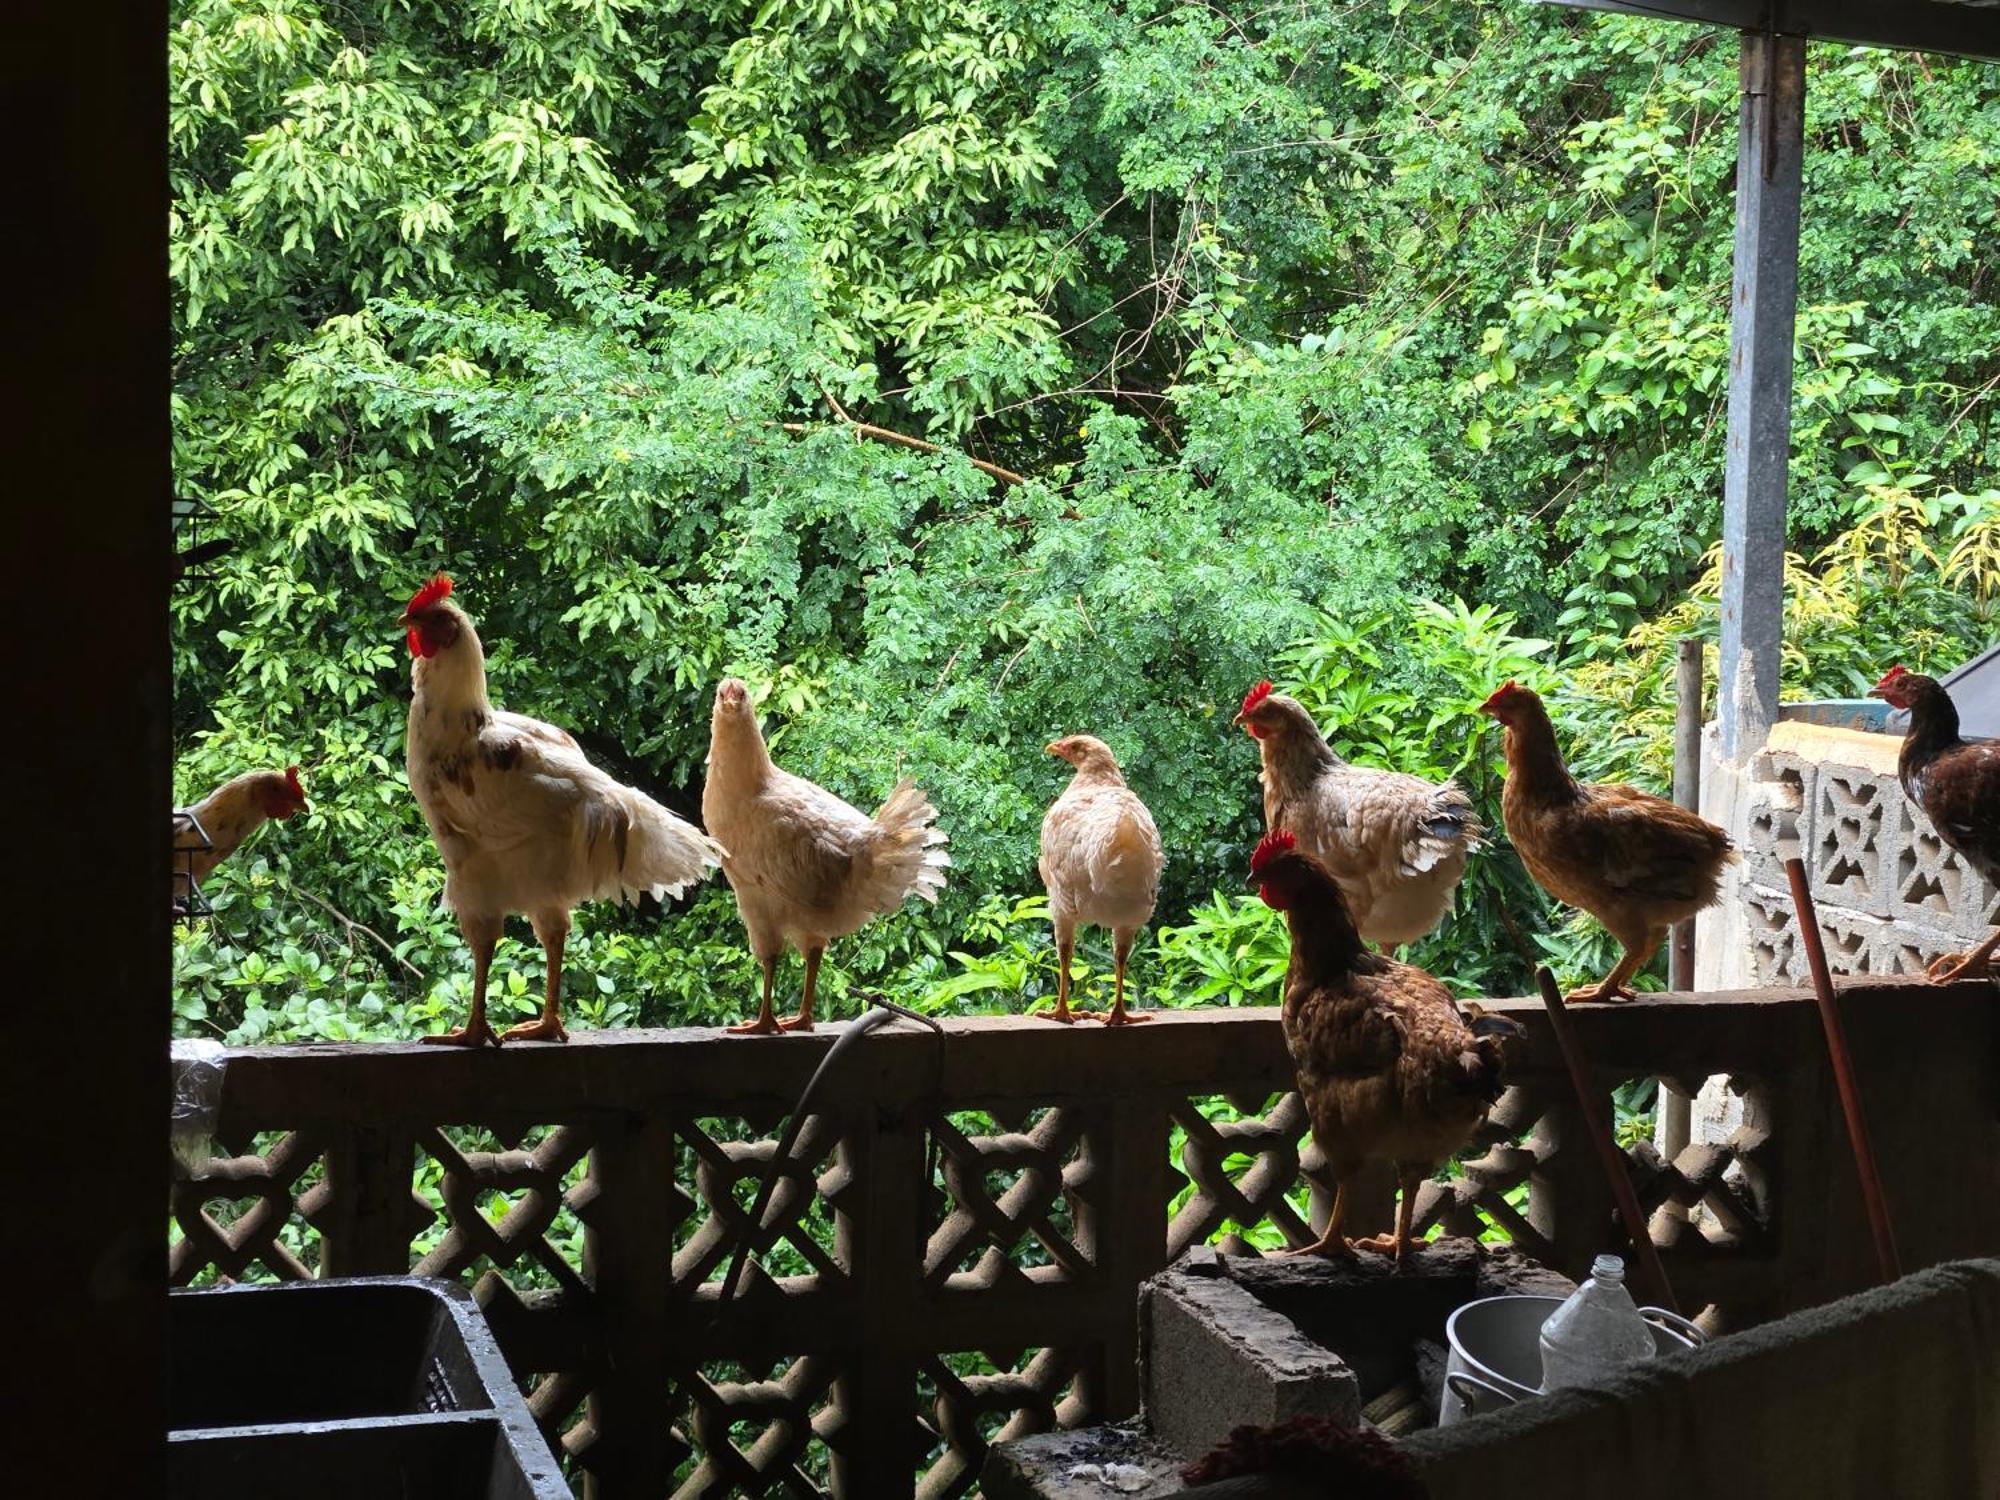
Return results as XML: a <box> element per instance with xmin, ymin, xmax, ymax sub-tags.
<box><xmin>168</xmin><ymin>1277</ymin><xmax>568</xmax><ymax>1499</ymax></box>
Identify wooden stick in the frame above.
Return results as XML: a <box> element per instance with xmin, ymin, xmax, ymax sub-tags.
<box><xmin>1534</xmin><ymin>966</ymin><xmax>1681</xmax><ymax>1315</ymax></box>
<box><xmin>1783</xmin><ymin>857</ymin><xmax>1902</xmax><ymax>1284</ymax></box>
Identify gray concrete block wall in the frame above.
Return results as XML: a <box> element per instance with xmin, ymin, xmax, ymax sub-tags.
<box><xmin>1698</xmin><ymin>723</ymin><xmax>1997</xmax><ymax>989</ymax></box>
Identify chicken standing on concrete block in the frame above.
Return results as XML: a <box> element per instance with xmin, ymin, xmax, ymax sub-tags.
<box><xmin>1253</xmin><ymin>830</ymin><xmax>1517</xmax><ymax>1264</ymax></box>
<box><xmin>1037</xmin><ymin>734</ymin><xmax>1163</xmax><ymax>1026</ymax></box>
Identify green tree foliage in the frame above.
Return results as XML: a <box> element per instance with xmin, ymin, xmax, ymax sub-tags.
<box><xmin>170</xmin><ymin>0</ymin><xmax>2000</xmax><ymax>1041</ymax></box>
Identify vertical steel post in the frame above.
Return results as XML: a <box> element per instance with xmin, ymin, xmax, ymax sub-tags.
<box><xmin>1660</xmin><ymin>639</ymin><xmax>1704</xmax><ymax>1208</ymax></box>
<box><xmin>1718</xmin><ymin>30</ymin><xmax>1806</xmax><ymax>761</ymax></box>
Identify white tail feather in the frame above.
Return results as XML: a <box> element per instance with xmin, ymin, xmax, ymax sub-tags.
<box><xmin>864</xmin><ymin>780</ymin><xmax>951</xmax><ymax>911</ymax></box>
<box><xmin>585</xmin><ymin>789</ymin><xmax>726</xmax><ymax>907</ymax></box>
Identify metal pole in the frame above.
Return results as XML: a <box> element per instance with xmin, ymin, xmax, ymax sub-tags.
<box><xmin>1718</xmin><ymin>30</ymin><xmax>1805</xmax><ymax>762</ymax></box>
<box><xmin>1659</xmin><ymin>640</ymin><xmax>1703</xmax><ymax>1211</ymax></box>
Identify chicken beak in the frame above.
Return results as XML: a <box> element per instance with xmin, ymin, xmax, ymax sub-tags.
<box><xmin>1044</xmin><ymin>741</ymin><xmax>1063</xmax><ymax>758</ymax></box>
<box><xmin>1229</xmin><ymin>711</ymin><xmax>1245</xmax><ymax>730</ymax></box>
<box><xmin>395</xmin><ymin>611</ymin><xmax>414</xmax><ymax>630</ymax></box>
<box><xmin>1245</xmin><ymin>870</ymin><xmax>1263</xmax><ymax>889</ymax></box>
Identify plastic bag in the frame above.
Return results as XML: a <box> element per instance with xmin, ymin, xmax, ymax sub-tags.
<box><xmin>170</xmin><ymin>1038</ymin><xmax>228</xmax><ymax>1175</ymax></box>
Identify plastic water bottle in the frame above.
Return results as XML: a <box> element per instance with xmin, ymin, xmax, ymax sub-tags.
<box><xmin>1538</xmin><ymin>1254</ymin><xmax>1655</xmax><ymax>1391</ymax></box>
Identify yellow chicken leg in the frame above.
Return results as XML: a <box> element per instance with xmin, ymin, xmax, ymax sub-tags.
<box><xmin>778</xmin><ymin>947</ymin><xmax>822</xmax><ymax>1032</ymax></box>
<box><xmin>427</xmin><ymin>915</ymin><xmax>503</xmax><ymax>1048</ymax></box>
<box><xmin>1096</xmin><ymin>927</ymin><xmax>1151</xmax><ymax>1026</ymax></box>
<box><xmin>729</xmin><ymin>954</ymin><xmax>783</xmax><ymax>1036</ymax></box>
<box><xmin>1351</xmin><ymin>1171</ymin><xmax>1424</xmax><ymax>1266</ymax></box>
<box><xmin>1929</xmin><ymin>930</ymin><xmax>2000</xmax><ymax>984</ymax></box>
<box><xmin>502</xmin><ymin>913</ymin><xmax>570</xmax><ymax>1043</ymax></box>
<box><xmin>1038</xmin><ymin>924</ymin><xmax>1082</xmax><ymax>1024</ymax></box>
<box><xmin>1281</xmin><ymin>1181</ymin><xmax>1357</xmax><ymax>1259</ymax></box>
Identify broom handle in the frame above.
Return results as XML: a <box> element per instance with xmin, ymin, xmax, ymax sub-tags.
<box><xmin>1784</xmin><ymin>857</ymin><xmax>1902</xmax><ymax>1284</ymax></box>
<box><xmin>1535</xmin><ymin>966</ymin><xmax>1681</xmax><ymax>1315</ymax></box>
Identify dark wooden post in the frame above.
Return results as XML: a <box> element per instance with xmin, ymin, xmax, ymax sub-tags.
<box><xmin>1071</xmin><ymin>1099</ymin><xmax>1170</xmax><ymax>1419</ymax></box>
<box><xmin>831</xmin><ymin>1105</ymin><xmax>927</xmax><ymax>1500</ymax></box>
<box><xmin>5</xmin><ymin>0</ymin><xmax>169</xmax><ymax>1489</ymax></box>
<box><xmin>579</xmin><ymin>1115</ymin><xmax>680</xmax><ymax>1498</ymax></box>
<box><xmin>1718</xmin><ymin>30</ymin><xmax>1806</xmax><ymax>761</ymax></box>
<box><xmin>317</xmin><ymin>1127</ymin><xmax>423</xmax><ymax>1278</ymax></box>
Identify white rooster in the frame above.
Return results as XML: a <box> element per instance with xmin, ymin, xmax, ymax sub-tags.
<box><xmin>1235</xmin><ymin>680</ymin><xmax>1483</xmax><ymax>949</ymax></box>
<box><xmin>1038</xmin><ymin>735</ymin><xmax>1163</xmax><ymax>1026</ymax></box>
<box><xmin>703</xmin><ymin>678</ymin><xmax>949</xmax><ymax>1035</ymax></box>
<box><xmin>399</xmin><ymin>575</ymin><xmax>725</xmax><ymax>1046</ymax></box>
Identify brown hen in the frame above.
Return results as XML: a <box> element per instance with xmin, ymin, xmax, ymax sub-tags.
<box><xmin>1481</xmin><ymin>680</ymin><xmax>1734</xmax><ymax>1003</ymax></box>
<box><xmin>1252</xmin><ymin>830</ymin><xmax>1515</xmax><ymax>1264</ymax></box>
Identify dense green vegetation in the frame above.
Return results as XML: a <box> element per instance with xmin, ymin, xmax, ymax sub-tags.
<box><xmin>171</xmin><ymin>0</ymin><xmax>2000</xmax><ymax>1043</ymax></box>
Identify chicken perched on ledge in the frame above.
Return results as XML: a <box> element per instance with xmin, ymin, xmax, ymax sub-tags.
<box><xmin>401</xmin><ymin>575</ymin><xmax>725</xmax><ymax>1046</ymax></box>
<box><xmin>1871</xmin><ymin>666</ymin><xmax>1999</xmax><ymax>982</ymax></box>
<box><xmin>1235</xmin><ymin>680</ymin><xmax>1483</xmax><ymax>949</ymax></box>
<box><xmin>703</xmin><ymin>678</ymin><xmax>949</xmax><ymax>1034</ymax></box>
<box><xmin>174</xmin><ymin>767</ymin><xmax>308</xmax><ymax>908</ymax></box>
<box><xmin>1037</xmin><ymin>734</ymin><xmax>1163</xmax><ymax>1026</ymax></box>
<box><xmin>1481</xmin><ymin>680</ymin><xmax>1734</xmax><ymax>1002</ymax></box>
<box><xmin>1252</xmin><ymin>830</ymin><xmax>1516</xmax><ymax>1263</ymax></box>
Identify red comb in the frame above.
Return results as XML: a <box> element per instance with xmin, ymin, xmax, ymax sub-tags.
<box><xmin>285</xmin><ymin>766</ymin><xmax>305</xmax><ymax>801</ymax></box>
<box><xmin>1250</xmin><ymin>828</ymin><xmax>1297</xmax><ymax>875</ymax></box>
<box><xmin>1241</xmin><ymin>680</ymin><xmax>1275</xmax><ymax>717</ymax></box>
<box><xmin>1875</xmin><ymin>664</ymin><xmax>1908</xmax><ymax>687</ymax></box>
<box><xmin>406</xmin><ymin>574</ymin><xmax>453</xmax><ymax>616</ymax></box>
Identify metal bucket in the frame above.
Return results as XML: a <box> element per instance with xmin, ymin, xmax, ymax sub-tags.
<box><xmin>1438</xmin><ymin>1294</ymin><xmax>1705</xmax><ymax>1427</ymax></box>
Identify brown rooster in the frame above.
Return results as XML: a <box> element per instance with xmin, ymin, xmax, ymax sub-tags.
<box><xmin>1252</xmin><ymin>830</ymin><xmax>1515</xmax><ymax>1264</ymax></box>
<box><xmin>1481</xmin><ymin>680</ymin><xmax>1734</xmax><ymax>1003</ymax></box>
<box><xmin>1871</xmin><ymin>666</ymin><xmax>1999</xmax><ymax>982</ymax></box>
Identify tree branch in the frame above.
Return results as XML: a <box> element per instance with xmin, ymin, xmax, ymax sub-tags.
<box><xmin>782</xmin><ymin>376</ymin><xmax>1029</xmax><ymax>487</ymax></box>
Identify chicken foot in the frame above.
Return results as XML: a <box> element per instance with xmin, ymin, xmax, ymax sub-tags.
<box><xmin>1567</xmin><ymin>928</ymin><xmax>1663</xmax><ymax>1004</ymax></box>
<box><xmin>776</xmin><ymin>947</ymin><xmax>823</xmax><ymax>1032</ymax></box>
<box><xmin>1349</xmin><ymin>1171</ymin><xmax>1423</xmax><ymax>1267</ymax></box>
<box><xmin>729</xmin><ymin>954</ymin><xmax>785</xmax><ymax>1036</ymax></box>
<box><xmin>1280</xmin><ymin>1181</ymin><xmax>1357</xmax><ymax>1259</ymax></box>
<box><xmin>1929</xmin><ymin>929</ymin><xmax>2000</xmax><ymax>984</ymax></box>
<box><xmin>1086</xmin><ymin>928</ymin><xmax>1152</xmax><ymax>1026</ymax></box>
<box><xmin>1038</xmin><ymin>928</ymin><xmax>1083</xmax><ymax>1024</ymax></box>
<box><xmin>427</xmin><ymin>915</ymin><xmax>503</xmax><ymax>1048</ymax></box>
<box><xmin>501</xmin><ymin>914</ymin><xmax>570</xmax><ymax>1043</ymax></box>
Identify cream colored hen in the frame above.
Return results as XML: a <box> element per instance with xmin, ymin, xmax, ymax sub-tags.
<box><xmin>400</xmin><ymin>575</ymin><xmax>725</xmax><ymax>1046</ymax></box>
<box><xmin>1236</xmin><ymin>681</ymin><xmax>1483</xmax><ymax>949</ymax></box>
<box><xmin>703</xmin><ymin>678</ymin><xmax>950</xmax><ymax>1035</ymax></box>
<box><xmin>1037</xmin><ymin>735</ymin><xmax>1163</xmax><ymax>1026</ymax></box>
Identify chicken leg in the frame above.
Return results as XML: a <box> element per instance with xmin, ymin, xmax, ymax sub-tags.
<box><xmin>1568</xmin><ymin>926</ymin><xmax>1664</xmax><ymax>1004</ymax></box>
<box><xmin>428</xmin><ymin>912</ymin><xmax>503</xmax><ymax>1048</ymax></box>
<box><xmin>729</xmin><ymin>953</ymin><xmax>783</xmax><ymax>1036</ymax></box>
<box><xmin>1280</xmin><ymin>1180</ymin><xmax>1356</xmax><ymax>1259</ymax></box>
<box><xmin>502</xmin><ymin>912</ymin><xmax>570</xmax><ymax>1043</ymax></box>
<box><xmin>1094</xmin><ymin>926</ymin><xmax>1151</xmax><ymax>1026</ymax></box>
<box><xmin>1350</xmin><ymin>1169</ymin><xmax>1424</xmax><ymax>1266</ymax></box>
<box><xmin>778</xmin><ymin>946</ymin><xmax>823</xmax><ymax>1032</ymax></box>
<box><xmin>1930</xmin><ymin>929</ymin><xmax>2000</xmax><ymax>984</ymax></box>
<box><xmin>1039</xmin><ymin>921</ymin><xmax>1082</xmax><ymax>1024</ymax></box>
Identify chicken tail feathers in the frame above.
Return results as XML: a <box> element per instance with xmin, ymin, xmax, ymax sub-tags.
<box><xmin>865</xmin><ymin>778</ymin><xmax>952</xmax><ymax>910</ymax></box>
<box><xmin>587</xmin><ymin>791</ymin><xmax>727</xmax><ymax>906</ymax></box>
